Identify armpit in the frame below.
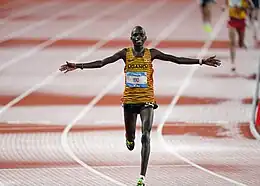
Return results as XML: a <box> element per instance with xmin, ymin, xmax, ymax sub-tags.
<box><xmin>119</xmin><ymin>48</ymin><xmax>127</xmax><ymax>62</ymax></box>
<box><xmin>149</xmin><ymin>48</ymin><xmax>160</xmax><ymax>61</ymax></box>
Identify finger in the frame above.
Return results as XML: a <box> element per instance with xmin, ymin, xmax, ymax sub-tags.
<box><xmin>66</xmin><ymin>62</ymin><xmax>72</xmax><ymax>67</ymax></box>
<box><xmin>210</xmin><ymin>60</ymin><xmax>220</xmax><ymax>64</ymax></box>
<box><xmin>214</xmin><ymin>62</ymin><xmax>221</xmax><ymax>67</ymax></box>
<box><xmin>64</xmin><ymin>68</ymin><xmax>75</xmax><ymax>73</ymax></box>
<box><xmin>211</xmin><ymin>64</ymin><xmax>217</xmax><ymax>67</ymax></box>
<box><xmin>211</xmin><ymin>62</ymin><xmax>220</xmax><ymax>67</ymax></box>
<box><xmin>60</xmin><ymin>66</ymin><xmax>67</xmax><ymax>71</ymax></box>
<box><xmin>215</xmin><ymin>60</ymin><xmax>221</xmax><ymax>64</ymax></box>
<box><xmin>206</xmin><ymin>62</ymin><xmax>218</xmax><ymax>67</ymax></box>
<box><xmin>60</xmin><ymin>65</ymin><xmax>67</xmax><ymax>69</ymax></box>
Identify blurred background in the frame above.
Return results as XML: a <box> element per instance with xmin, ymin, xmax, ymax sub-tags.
<box><xmin>0</xmin><ymin>0</ymin><xmax>260</xmax><ymax>185</ymax></box>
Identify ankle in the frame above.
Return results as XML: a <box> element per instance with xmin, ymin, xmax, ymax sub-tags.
<box><xmin>140</xmin><ymin>175</ymin><xmax>145</xmax><ymax>180</ymax></box>
<box><xmin>231</xmin><ymin>64</ymin><xmax>236</xmax><ymax>72</ymax></box>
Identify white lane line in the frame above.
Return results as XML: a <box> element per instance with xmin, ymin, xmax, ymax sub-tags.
<box><xmin>0</xmin><ymin>0</ymin><xmax>129</xmax><ymax>73</ymax></box>
<box><xmin>0</xmin><ymin>1</ymin><xmax>59</xmax><ymax>24</ymax></box>
<box><xmin>156</xmin><ymin>9</ymin><xmax>248</xmax><ymax>186</ymax></box>
<box><xmin>0</xmin><ymin>1</ymin><xmax>96</xmax><ymax>43</ymax></box>
<box><xmin>61</xmin><ymin>1</ymin><xmax>172</xmax><ymax>185</ymax></box>
<box><xmin>0</xmin><ymin>0</ymin><xmax>168</xmax><ymax>185</ymax></box>
<box><xmin>0</xmin><ymin>0</ymin><xmax>167</xmax><ymax>118</ymax></box>
<box><xmin>0</xmin><ymin>164</ymin><xmax>193</xmax><ymax>171</ymax></box>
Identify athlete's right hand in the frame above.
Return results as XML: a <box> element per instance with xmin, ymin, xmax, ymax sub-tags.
<box><xmin>59</xmin><ymin>61</ymin><xmax>77</xmax><ymax>73</ymax></box>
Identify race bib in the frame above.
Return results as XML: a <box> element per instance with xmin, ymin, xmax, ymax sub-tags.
<box><xmin>125</xmin><ymin>72</ymin><xmax>148</xmax><ymax>88</ymax></box>
<box><xmin>229</xmin><ymin>0</ymin><xmax>242</xmax><ymax>7</ymax></box>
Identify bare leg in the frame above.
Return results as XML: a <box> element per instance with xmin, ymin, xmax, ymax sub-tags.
<box><xmin>229</xmin><ymin>27</ymin><xmax>236</xmax><ymax>72</ymax></box>
<box><xmin>201</xmin><ymin>1</ymin><xmax>213</xmax><ymax>32</ymax></box>
<box><xmin>252</xmin><ymin>9</ymin><xmax>259</xmax><ymax>44</ymax></box>
<box><xmin>201</xmin><ymin>2</ymin><xmax>211</xmax><ymax>23</ymax></box>
<box><xmin>237</xmin><ymin>28</ymin><xmax>246</xmax><ymax>48</ymax></box>
<box><xmin>124</xmin><ymin>108</ymin><xmax>137</xmax><ymax>151</ymax></box>
<box><xmin>139</xmin><ymin>107</ymin><xmax>153</xmax><ymax>177</ymax></box>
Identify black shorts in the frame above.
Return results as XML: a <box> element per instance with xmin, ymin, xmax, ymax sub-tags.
<box><xmin>200</xmin><ymin>0</ymin><xmax>215</xmax><ymax>7</ymax></box>
<box><xmin>123</xmin><ymin>102</ymin><xmax>158</xmax><ymax>114</ymax></box>
<box><xmin>252</xmin><ymin>0</ymin><xmax>259</xmax><ymax>9</ymax></box>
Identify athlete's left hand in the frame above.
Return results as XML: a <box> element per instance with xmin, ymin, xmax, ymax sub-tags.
<box><xmin>202</xmin><ymin>55</ymin><xmax>221</xmax><ymax>67</ymax></box>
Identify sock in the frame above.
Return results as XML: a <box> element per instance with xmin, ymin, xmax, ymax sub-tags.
<box><xmin>140</xmin><ymin>175</ymin><xmax>145</xmax><ymax>180</ymax></box>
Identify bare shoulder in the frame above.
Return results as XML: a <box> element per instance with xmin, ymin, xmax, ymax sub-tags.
<box><xmin>149</xmin><ymin>48</ymin><xmax>162</xmax><ymax>54</ymax></box>
<box><xmin>117</xmin><ymin>48</ymin><xmax>127</xmax><ymax>55</ymax></box>
<box><xmin>149</xmin><ymin>48</ymin><xmax>162</xmax><ymax>60</ymax></box>
<box><xmin>116</xmin><ymin>48</ymin><xmax>127</xmax><ymax>62</ymax></box>
<box><xmin>149</xmin><ymin>48</ymin><xmax>158</xmax><ymax>52</ymax></box>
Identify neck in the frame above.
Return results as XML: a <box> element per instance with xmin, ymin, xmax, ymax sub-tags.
<box><xmin>133</xmin><ymin>45</ymin><xmax>144</xmax><ymax>53</ymax></box>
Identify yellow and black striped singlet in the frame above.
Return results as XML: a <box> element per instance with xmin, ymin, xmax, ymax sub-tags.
<box><xmin>228</xmin><ymin>0</ymin><xmax>248</xmax><ymax>19</ymax></box>
<box><xmin>122</xmin><ymin>47</ymin><xmax>155</xmax><ymax>104</ymax></box>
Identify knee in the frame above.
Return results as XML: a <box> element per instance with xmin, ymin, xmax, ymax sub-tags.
<box><xmin>229</xmin><ymin>36</ymin><xmax>235</xmax><ymax>46</ymax></box>
<box><xmin>141</xmin><ymin>131</ymin><xmax>150</xmax><ymax>144</ymax></box>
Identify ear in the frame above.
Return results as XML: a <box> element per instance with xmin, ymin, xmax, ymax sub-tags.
<box><xmin>144</xmin><ymin>35</ymin><xmax>147</xmax><ymax>41</ymax></box>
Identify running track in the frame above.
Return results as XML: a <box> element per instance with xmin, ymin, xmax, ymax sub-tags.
<box><xmin>0</xmin><ymin>0</ymin><xmax>260</xmax><ymax>185</ymax></box>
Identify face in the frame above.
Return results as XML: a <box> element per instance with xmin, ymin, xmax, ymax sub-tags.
<box><xmin>131</xmin><ymin>26</ymin><xmax>147</xmax><ymax>46</ymax></box>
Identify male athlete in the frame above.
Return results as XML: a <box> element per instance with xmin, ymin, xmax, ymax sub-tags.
<box><xmin>59</xmin><ymin>26</ymin><xmax>221</xmax><ymax>186</ymax></box>
<box><xmin>224</xmin><ymin>0</ymin><xmax>252</xmax><ymax>72</ymax></box>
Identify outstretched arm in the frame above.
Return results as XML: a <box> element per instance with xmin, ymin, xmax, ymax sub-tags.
<box><xmin>59</xmin><ymin>49</ymin><xmax>126</xmax><ymax>73</ymax></box>
<box><xmin>151</xmin><ymin>48</ymin><xmax>201</xmax><ymax>65</ymax></box>
<box><xmin>150</xmin><ymin>48</ymin><xmax>221</xmax><ymax>67</ymax></box>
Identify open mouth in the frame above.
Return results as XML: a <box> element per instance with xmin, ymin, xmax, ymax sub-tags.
<box><xmin>136</xmin><ymin>40</ymin><xmax>142</xmax><ymax>44</ymax></box>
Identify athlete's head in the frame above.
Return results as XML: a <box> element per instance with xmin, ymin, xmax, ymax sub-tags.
<box><xmin>130</xmin><ymin>26</ymin><xmax>147</xmax><ymax>46</ymax></box>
